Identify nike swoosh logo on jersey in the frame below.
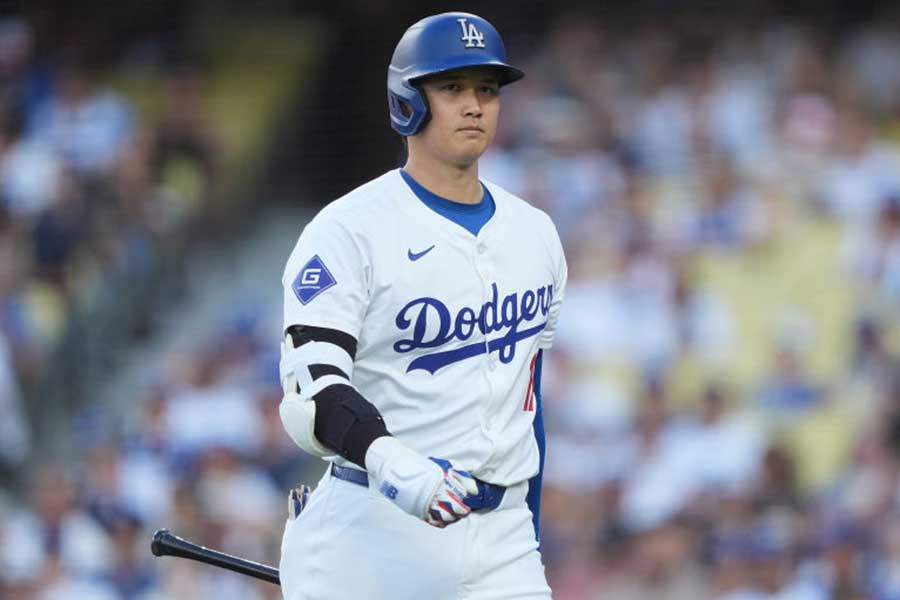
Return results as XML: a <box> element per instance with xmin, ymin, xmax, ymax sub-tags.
<box><xmin>408</xmin><ymin>245</ymin><xmax>435</xmax><ymax>261</ymax></box>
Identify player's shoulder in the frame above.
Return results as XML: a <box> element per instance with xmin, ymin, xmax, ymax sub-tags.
<box><xmin>286</xmin><ymin>172</ymin><xmax>401</xmax><ymax>271</ymax></box>
<box><xmin>284</xmin><ymin>173</ymin><xmax>402</xmax><ymax>280</ymax></box>
<box><xmin>310</xmin><ymin>170</ymin><xmax>402</xmax><ymax>230</ymax></box>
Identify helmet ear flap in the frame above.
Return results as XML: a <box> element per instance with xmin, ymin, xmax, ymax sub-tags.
<box><xmin>387</xmin><ymin>82</ymin><xmax>430</xmax><ymax>136</ymax></box>
<box><xmin>389</xmin><ymin>92</ymin><xmax>407</xmax><ymax>116</ymax></box>
<box><xmin>413</xmin><ymin>82</ymin><xmax>431</xmax><ymax>134</ymax></box>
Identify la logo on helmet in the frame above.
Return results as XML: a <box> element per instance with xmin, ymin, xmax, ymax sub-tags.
<box><xmin>457</xmin><ymin>18</ymin><xmax>485</xmax><ymax>48</ymax></box>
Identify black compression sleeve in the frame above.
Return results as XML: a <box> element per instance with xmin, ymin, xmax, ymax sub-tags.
<box><xmin>285</xmin><ymin>324</ymin><xmax>389</xmax><ymax>468</ymax></box>
<box><xmin>313</xmin><ymin>385</ymin><xmax>390</xmax><ymax>468</ymax></box>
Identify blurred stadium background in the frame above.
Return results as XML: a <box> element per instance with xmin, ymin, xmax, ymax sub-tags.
<box><xmin>2</xmin><ymin>1</ymin><xmax>900</xmax><ymax>598</ymax></box>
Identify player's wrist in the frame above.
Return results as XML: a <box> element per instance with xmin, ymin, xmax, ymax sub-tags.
<box><xmin>364</xmin><ymin>436</ymin><xmax>444</xmax><ymax>518</ymax></box>
<box><xmin>364</xmin><ymin>435</ymin><xmax>413</xmax><ymax>474</ymax></box>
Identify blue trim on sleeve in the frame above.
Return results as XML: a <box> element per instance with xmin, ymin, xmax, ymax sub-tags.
<box><xmin>526</xmin><ymin>350</ymin><xmax>545</xmax><ymax>544</ymax></box>
<box><xmin>399</xmin><ymin>169</ymin><xmax>495</xmax><ymax>236</ymax></box>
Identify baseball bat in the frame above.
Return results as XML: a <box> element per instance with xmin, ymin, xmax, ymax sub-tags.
<box><xmin>150</xmin><ymin>528</ymin><xmax>280</xmax><ymax>586</ymax></box>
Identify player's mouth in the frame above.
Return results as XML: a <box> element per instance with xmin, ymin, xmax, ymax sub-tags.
<box><xmin>457</xmin><ymin>125</ymin><xmax>484</xmax><ymax>133</ymax></box>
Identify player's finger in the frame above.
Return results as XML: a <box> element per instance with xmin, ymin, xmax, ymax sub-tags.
<box><xmin>429</xmin><ymin>493</ymin><xmax>470</xmax><ymax>527</ymax></box>
<box><xmin>450</xmin><ymin>470</ymin><xmax>479</xmax><ymax>496</ymax></box>
<box><xmin>437</xmin><ymin>499</ymin><xmax>460</xmax><ymax>521</ymax></box>
<box><xmin>443</xmin><ymin>479</ymin><xmax>468</xmax><ymax>500</ymax></box>
<box><xmin>427</xmin><ymin>505</ymin><xmax>454</xmax><ymax>526</ymax></box>
<box><xmin>444</xmin><ymin>491</ymin><xmax>471</xmax><ymax>516</ymax></box>
<box><xmin>425</xmin><ymin>512</ymin><xmax>447</xmax><ymax>528</ymax></box>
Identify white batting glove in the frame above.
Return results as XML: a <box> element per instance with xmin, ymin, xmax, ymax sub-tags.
<box><xmin>424</xmin><ymin>458</ymin><xmax>481</xmax><ymax>528</ymax></box>
<box><xmin>364</xmin><ymin>437</ymin><xmax>479</xmax><ymax>528</ymax></box>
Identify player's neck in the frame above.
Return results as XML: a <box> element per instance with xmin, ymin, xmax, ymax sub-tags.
<box><xmin>402</xmin><ymin>155</ymin><xmax>482</xmax><ymax>205</ymax></box>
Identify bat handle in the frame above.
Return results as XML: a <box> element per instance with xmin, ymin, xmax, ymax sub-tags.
<box><xmin>150</xmin><ymin>528</ymin><xmax>280</xmax><ymax>586</ymax></box>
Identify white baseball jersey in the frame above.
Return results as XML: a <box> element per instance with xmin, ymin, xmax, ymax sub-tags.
<box><xmin>282</xmin><ymin>169</ymin><xmax>567</xmax><ymax>486</ymax></box>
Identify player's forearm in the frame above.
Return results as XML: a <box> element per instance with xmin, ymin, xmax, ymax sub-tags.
<box><xmin>280</xmin><ymin>324</ymin><xmax>390</xmax><ymax>468</ymax></box>
<box><xmin>312</xmin><ymin>384</ymin><xmax>390</xmax><ymax>468</ymax></box>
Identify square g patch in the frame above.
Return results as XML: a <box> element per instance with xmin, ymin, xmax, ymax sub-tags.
<box><xmin>292</xmin><ymin>255</ymin><xmax>336</xmax><ymax>305</ymax></box>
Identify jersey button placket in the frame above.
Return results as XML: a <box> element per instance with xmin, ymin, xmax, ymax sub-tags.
<box><xmin>473</xmin><ymin>241</ymin><xmax>492</xmax><ymax>367</ymax></box>
<box><xmin>473</xmin><ymin>239</ymin><xmax>496</xmax><ymax>442</ymax></box>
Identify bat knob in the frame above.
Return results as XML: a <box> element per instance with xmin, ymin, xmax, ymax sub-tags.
<box><xmin>151</xmin><ymin>528</ymin><xmax>169</xmax><ymax>557</ymax></box>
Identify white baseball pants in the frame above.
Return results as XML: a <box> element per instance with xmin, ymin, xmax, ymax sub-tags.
<box><xmin>279</xmin><ymin>466</ymin><xmax>551</xmax><ymax>599</ymax></box>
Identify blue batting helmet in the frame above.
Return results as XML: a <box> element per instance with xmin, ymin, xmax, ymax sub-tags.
<box><xmin>387</xmin><ymin>12</ymin><xmax>524</xmax><ymax>136</ymax></box>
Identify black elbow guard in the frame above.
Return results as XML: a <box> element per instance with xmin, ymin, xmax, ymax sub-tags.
<box><xmin>313</xmin><ymin>384</ymin><xmax>390</xmax><ymax>468</ymax></box>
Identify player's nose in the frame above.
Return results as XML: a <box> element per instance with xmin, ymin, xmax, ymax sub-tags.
<box><xmin>460</xmin><ymin>88</ymin><xmax>483</xmax><ymax>118</ymax></box>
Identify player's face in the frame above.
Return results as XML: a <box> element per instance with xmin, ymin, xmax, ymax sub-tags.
<box><xmin>415</xmin><ymin>67</ymin><xmax>500</xmax><ymax>167</ymax></box>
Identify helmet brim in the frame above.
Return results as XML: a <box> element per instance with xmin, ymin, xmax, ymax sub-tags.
<box><xmin>409</xmin><ymin>61</ymin><xmax>524</xmax><ymax>87</ymax></box>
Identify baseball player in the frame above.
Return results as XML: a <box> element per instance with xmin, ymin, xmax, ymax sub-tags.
<box><xmin>278</xmin><ymin>12</ymin><xmax>567</xmax><ymax>600</ymax></box>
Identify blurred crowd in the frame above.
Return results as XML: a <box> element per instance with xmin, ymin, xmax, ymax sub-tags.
<box><xmin>0</xmin><ymin>15</ymin><xmax>222</xmax><ymax>472</ymax></box>
<box><xmin>1</xmin><ymin>314</ymin><xmax>304</xmax><ymax>600</ymax></box>
<box><xmin>0</xmin><ymin>13</ymin><xmax>233</xmax><ymax>599</ymax></box>
<box><xmin>3</xmin><ymin>10</ymin><xmax>900</xmax><ymax>600</ymax></box>
<box><xmin>480</xmin><ymin>15</ymin><xmax>900</xmax><ymax>600</ymax></box>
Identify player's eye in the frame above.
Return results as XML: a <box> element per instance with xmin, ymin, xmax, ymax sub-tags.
<box><xmin>480</xmin><ymin>85</ymin><xmax>499</xmax><ymax>95</ymax></box>
<box><xmin>441</xmin><ymin>82</ymin><xmax>462</xmax><ymax>91</ymax></box>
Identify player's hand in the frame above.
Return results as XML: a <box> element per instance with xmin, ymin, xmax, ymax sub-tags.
<box><xmin>424</xmin><ymin>458</ymin><xmax>480</xmax><ymax>528</ymax></box>
<box><xmin>364</xmin><ymin>437</ymin><xmax>479</xmax><ymax>528</ymax></box>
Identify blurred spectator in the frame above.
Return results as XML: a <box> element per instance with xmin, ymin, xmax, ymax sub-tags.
<box><xmin>82</xmin><ymin>441</ymin><xmax>173</xmax><ymax>529</ymax></box>
<box><xmin>841</xmin><ymin>194</ymin><xmax>900</xmax><ymax>303</ymax></box>
<box><xmin>683</xmin><ymin>386</ymin><xmax>766</xmax><ymax>495</ymax></box>
<box><xmin>868</xmin><ymin>517</ymin><xmax>900</xmax><ymax>599</ymax></box>
<box><xmin>618</xmin><ymin>379</ymin><xmax>693</xmax><ymax>531</ymax></box>
<box><xmin>29</xmin><ymin>60</ymin><xmax>133</xmax><ymax>178</ymax></box>
<box><xmin>754</xmin><ymin>445</ymin><xmax>802</xmax><ymax>512</ymax></box>
<box><xmin>668</xmin><ymin>265</ymin><xmax>736</xmax><ymax>365</ymax></box>
<box><xmin>819</xmin><ymin>108</ymin><xmax>900</xmax><ymax>226</ymax></box>
<box><xmin>757</xmin><ymin>345</ymin><xmax>825</xmax><ymax>413</ymax></box>
<box><xmin>678</xmin><ymin>159</ymin><xmax>770</xmax><ymax>249</ymax></box>
<box><xmin>1</xmin><ymin>467</ymin><xmax>113</xmax><ymax>584</ymax></box>
<box><xmin>826</xmin><ymin>425</ymin><xmax>898</xmax><ymax>527</ymax></box>
<box><xmin>194</xmin><ymin>447</ymin><xmax>280</xmax><ymax>533</ymax></box>
<box><xmin>150</xmin><ymin>66</ymin><xmax>222</xmax><ymax>230</ymax></box>
<box><xmin>0</xmin><ymin>106</ymin><xmax>62</xmax><ymax>221</ymax></box>
<box><xmin>0</xmin><ymin>328</ymin><xmax>29</xmax><ymax>467</ymax></box>
<box><xmin>36</xmin><ymin>560</ymin><xmax>121</xmax><ymax>600</ymax></box>
<box><xmin>29</xmin><ymin>170</ymin><xmax>85</xmax><ymax>286</ymax></box>
<box><xmin>741</xmin><ymin>508</ymin><xmax>827</xmax><ymax>599</ymax></box>
<box><xmin>0</xmin><ymin>17</ymin><xmax>51</xmax><ymax>118</ymax></box>
<box><xmin>839</xmin><ymin>24</ymin><xmax>900</xmax><ymax>118</ymax></box>
<box><xmin>162</xmin><ymin>351</ymin><xmax>264</xmax><ymax>457</ymax></box>
<box><xmin>849</xmin><ymin>316</ymin><xmax>895</xmax><ymax>385</ymax></box>
<box><xmin>596</xmin><ymin>519</ymin><xmax>709</xmax><ymax>599</ymax></box>
<box><xmin>106</xmin><ymin>512</ymin><xmax>155</xmax><ymax>600</ymax></box>
<box><xmin>630</xmin><ymin>43</ymin><xmax>705</xmax><ymax>177</ymax></box>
